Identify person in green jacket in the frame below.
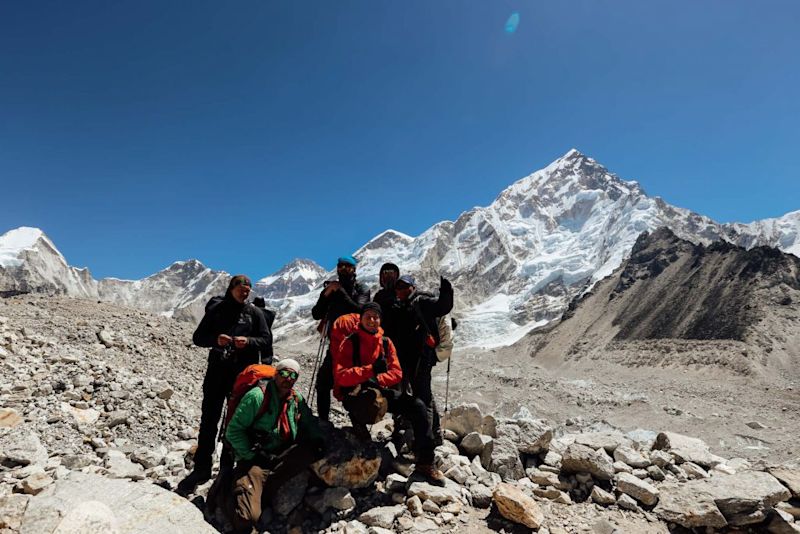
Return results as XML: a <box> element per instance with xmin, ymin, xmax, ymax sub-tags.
<box><xmin>222</xmin><ymin>358</ymin><xmax>323</xmax><ymax>533</ymax></box>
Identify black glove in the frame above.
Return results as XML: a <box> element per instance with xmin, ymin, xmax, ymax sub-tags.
<box><xmin>372</xmin><ymin>356</ymin><xmax>388</xmax><ymax>375</ymax></box>
<box><xmin>440</xmin><ymin>276</ymin><xmax>452</xmax><ymax>293</ymax></box>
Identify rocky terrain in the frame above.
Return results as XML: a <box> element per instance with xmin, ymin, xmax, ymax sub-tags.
<box><xmin>1</xmin><ymin>294</ymin><xmax>799</xmax><ymax>533</ymax></box>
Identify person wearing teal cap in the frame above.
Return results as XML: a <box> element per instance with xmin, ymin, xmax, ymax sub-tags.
<box><xmin>310</xmin><ymin>255</ymin><xmax>370</xmax><ymax>421</ymax></box>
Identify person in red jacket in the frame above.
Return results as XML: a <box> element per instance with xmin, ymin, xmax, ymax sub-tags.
<box><xmin>333</xmin><ymin>302</ymin><xmax>444</xmax><ymax>484</ymax></box>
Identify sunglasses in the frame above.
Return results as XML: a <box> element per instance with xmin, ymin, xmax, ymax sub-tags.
<box><xmin>395</xmin><ymin>283</ymin><xmax>410</xmax><ymax>289</ymax></box>
<box><xmin>278</xmin><ymin>369</ymin><xmax>299</xmax><ymax>380</ymax></box>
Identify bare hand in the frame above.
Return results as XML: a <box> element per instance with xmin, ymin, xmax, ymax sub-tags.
<box><xmin>323</xmin><ymin>281</ymin><xmax>340</xmax><ymax>296</ymax></box>
<box><xmin>233</xmin><ymin>336</ymin><xmax>248</xmax><ymax>349</ymax></box>
<box><xmin>217</xmin><ymin>334</ymin><xmax>233</xmax><ymax>347</ymax></box>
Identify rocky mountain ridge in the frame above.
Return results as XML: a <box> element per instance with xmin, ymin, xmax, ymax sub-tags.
<box><xmin>2</xmin><ymin>150</ymin><xmax>799</xmax><ymax>347</ymax></box>
<box><xmin>531</xmin><ymin>227</ymin><xmax>800</xmax><ymax>377</ymax></box>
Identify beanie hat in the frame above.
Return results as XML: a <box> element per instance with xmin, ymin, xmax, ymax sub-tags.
<box><xmin>275</xmin><ymin>358</ymin><xmax>300</xmax><ymax>373</ymax></box>
<box><xmin>380</xmin><ymin>262</ymin><xmax>399</xmax><ymax>274</ymax></box>
<box><xmin>337</xmin><ymin>255</ymin><xmax>358</xmax><ymax>267</ymax></box>
<box><xmin>361</xmin><ymin>302</ymin><xmax>382</xmax><ymax>316</ymax></box>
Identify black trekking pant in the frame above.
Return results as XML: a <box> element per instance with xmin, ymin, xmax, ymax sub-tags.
<box><xmin>194</xmin><ymin>355</ymin><xmax>254</xmax><ymax>472</ymax></box>
<box><xmin>315</xmin><ymin>348</ymin><xmax>333</xmax><ymax>421</ymax></box>
<box><xmin>386</xmin><ymin>390</ymin><xmax>435</xmax><ymax>464</ymax></box>
<box><xmin>410</xmin><ymin>359</ymin><xmax>441</xmax><ymax>442</ymax></box>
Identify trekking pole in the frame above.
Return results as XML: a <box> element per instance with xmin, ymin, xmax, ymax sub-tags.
<box><xmin>443</xmin><ymin>357</ymin><xmax>451</xmax><ymax>428</ymax></box>
<box><xmin>307</xmin><ymin>318</ymin><xmax>330</xmax><ymax>404</ymax></box>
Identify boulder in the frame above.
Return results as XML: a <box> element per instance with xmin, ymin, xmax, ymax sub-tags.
<box><xmin>496</xmin><ymin>419</ymin><xmax>552</xmax><ymax>454</ymax></box>
<box><xmin>407</xmin><ymin>481</ymin><xmax>462</xmax><ymax>505</ymax></box>
<box><xmin>654</xmin><ymin>471</ymin><xmax>792</xmax><ymax>528</ymax></box>
<box><xmin>706</xmin><ymin>470</ymin><xmax>791</xmax><ymax>517</ymax></box>
<box><xmin>0</xmin><ymin>427</ymin><xmax>48</xmax><ymax>467</ymax></box>
<box><xmin>469</xmin><ymin>484</ymin><xmax>493</xmax><ymax>508</ymax></box>
<box><xmin>591</xmin><ymin>486</ymin><xmax>616</xmax><ymax>505</ymax></box>
<box><xmin>406</xmin><ymin>495</ymin><xmax>423</xmax><ymax>516</ymax></box>
<box><xmin>769</xmin><ymin>467</ymin><xmax>800</xmax><ymax>497</ymax></box>
<box><xmin>616</xmin><ymin>472</ymin><xmax>659</xmax><ymax>506</ymax></box>
<box><xmin>311</xmin><ymin>428</ymin><xmax>381</xmax><ymax>488</ymax></box>
<box><xmin>574</xmin><ymin>432</ymin><xmax>630</xmax><ymax>454</ymax></box>
<box><xmin>492</xmin><ymin>482</ymin><xmax>544</xmax><ymax>529</ymax></box>
<box><xmin>654</xmin><ymin>431</ymin><xmax>725</xmax><ymax>468</ymax></box>
<box><xmin>486</xmin><ymin>436</ymin><xmax>525</xmax><ymax>481</ymax></box>
<box><xmin>613</xmin><ymin>445</ymin><xmax>650</xmax><ymax>468</ymax></box>
<box><xmin>459</xmin><ymin>432</ymin><xmax>492</xmax><ymax>458</ymax></box>
<box><xmin>273</xmin><ymin>471</ymin><xmax>309</xmax><ymax>516</ymax></box>
<box><xmin>443</xmin><ymin>404</ymin><xmax>483</xmax><ymax>439</ymax></box>
<box><xmin>0</xmin><ymin>493</ymin><xmax>30</xmax><ymax>530</ymax></box>
<box><xmin>561</xmin><ymin>444</ymin><xmax>614</xmax><ymax>480</ymax></box>
<box><xmin>358</xmin><ymin>504</ymin><xmax>404</xmax><ymax>529</ymax></box>
<box><xmin>17</xmin><ymin>471</ymin><xmax>216</xmax><ymax>533</ymax></box>
<box><xmin>306</xmin><ymin>487</ymin><xmax>354</xmax><ymax>514</ymax></box>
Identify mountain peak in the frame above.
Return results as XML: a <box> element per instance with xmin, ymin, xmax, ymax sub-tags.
<box><xmin>1</xmin><ymin>227</ymin><xmax>52</xmax><ymax>267</ymax></box>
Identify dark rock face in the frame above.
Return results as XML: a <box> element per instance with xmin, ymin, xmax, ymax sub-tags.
<box><xmin>609</xmin><ymin>228</ymin><xmax>800</xmax><ymax>341</ymax></box>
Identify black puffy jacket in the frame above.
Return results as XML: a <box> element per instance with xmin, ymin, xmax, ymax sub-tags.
<box><xmin>192</xmin><ymin>295</ymin><xmax>272</xmax><ymax>366</ymax></box>
<box><xmin>311</xmin><ymin>279</ymin><xmax>370</xmax><ymax>335</ymax></box>
<box><xmin>382</xmin><ymin>280</ymin><xmax>453</xmax><ymax>372</ymax></box>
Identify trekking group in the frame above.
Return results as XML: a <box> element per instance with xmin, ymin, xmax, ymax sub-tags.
<box><xmin>176</xmin><ymin>258</ymin><xmax>455</xmax><ymax>533</ymax></box>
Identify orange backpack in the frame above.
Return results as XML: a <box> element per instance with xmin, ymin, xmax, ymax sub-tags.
<box><xmin>221</xmin><ymin>364</ymin><xmax>276</xmax><ymax>432</ymax></box>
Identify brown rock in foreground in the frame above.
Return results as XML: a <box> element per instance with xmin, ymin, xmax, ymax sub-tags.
<box><xmin>492</xmin><ymin>482</ymin><xmax>544</xmax><ymax>529</ymax></box>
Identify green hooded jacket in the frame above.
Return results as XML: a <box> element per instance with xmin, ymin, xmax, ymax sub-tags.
<box><xmin>226</xmin><ymin>380</ymin><xmax>321</xmax><ymax>461</ymax></box>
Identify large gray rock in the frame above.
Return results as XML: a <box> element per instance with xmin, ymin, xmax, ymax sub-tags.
<box><xmin>273</xmin><ymin>471</ymin><xmax>309</xmax><ymax>516</ymax></box>
<box><xmin>654</xmin><ymin>471</ymin><xmax>792</xmax><ymax>528</ymax></box>
<box><xmin>459</xmin><ymin>432</ymin><xmax>492</xmax><ymax>458</ymax></box>
<box><xmin>769</xmin><ymin>466</ymin><xmax>800</xmax><ymax>498</ymax></box>
<box><xmin>18</xmin><ymin>471</ymin><xmax>216</xmax><ymax>533</ymax></box>
<box><xmin>407</xmin><ymin>482</ymin><xmax>462</xmax><ymax>505</ymax></box>
<box><xmin>486</xmin><ymin>436</ymin><xmax>525</xmax><ymax>481</ymax></box>
<box><xmin>654</xmin><ymin>431</ymin><xmax>726</xmax><ymax>468</ymax></box>
<box><xmin>496</xmin><ymin>419</ymin><xmax>552</xmax><ymax>455</ymax></box>
<box><xmin>443</xmin><ymin>404</ymin><xmax>483</xmax><ymax>439</ymax></box>
<box><xmin>0</xmin><ymin>427</ymin><xmax>48</xmax><ymax>467</ymax></box>
<box><xmin>613</xmin><ymin>445</ymin><xmax>650</xmax><ymax>468</ymax></box>
<box><xmin>561</xmin><ymin>444</ymin><xmax>614</xmax><ymax>480</ymax></box>
<box><xmin>616</xmin><ymin>472</ymin><xmax>659</xmax><ymax>506</ymax></box>
<box><xmin>358</xmin><ymin>505</ymin><xmax>404</xmax><ymax>529</ymax></box>
<box><xmin>574</xmin><ymin>432</ymin><xmax>630</xmax><ymax>454</ymax></box>
<box><xmin>706</xmin><ymin>470</ymin><xmax>792</xmax><ymax>517</ymax></box>
<box><xmin>0</xmin><ymin>493</ymin><xmax>30</xmax><ymax>530</ymax></box>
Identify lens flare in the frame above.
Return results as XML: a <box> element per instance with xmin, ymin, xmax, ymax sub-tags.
<box><xmin>505</xmin><ymin>12</ymin><xmax>520</xmax><ymax>34</ymax></box>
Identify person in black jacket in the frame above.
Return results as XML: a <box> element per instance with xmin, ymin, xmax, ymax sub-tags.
<box><xmin>373</xmin><ymin>262</ymin><xmax>399</xmax><ymax>313</ymax></box>
<box><xmin>252</xmin><ymin>296</ymin><xmax>276</xmax><ymax>364</ymax></box>
<box><xmin>176</xmin><ymin>274</ymin><xmax>272</xmax><ymax>496</ymax></box>
<box><xmin>383</xmin><ymin>274</ymin><xmax>453</xmax><ymax>445</ymax></box>
<box><xmin>310</xmin><ymin>255</ymin><xmax>370</xmax><ymax>421</ymax></box>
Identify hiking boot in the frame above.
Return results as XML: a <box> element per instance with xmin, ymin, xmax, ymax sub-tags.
<box><xmin>175</xmin><ymin>467</ymin><xmax>211</xmax><ymax>497</ymax></box>
<box><xmin>414</xmin><ymin>463</ymin><xmax>446</xmax><ymax>486</ymax></box>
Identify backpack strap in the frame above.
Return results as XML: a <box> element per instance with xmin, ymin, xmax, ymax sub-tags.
<box><xmin>381</xmin><ymin>337</ymin><xmax>389</xmax><ymax>358</ymax></box>
<box><xmin>253</xmin><ymin>379</ymin><xmax>272</xmax><ymax>423</ymax></box>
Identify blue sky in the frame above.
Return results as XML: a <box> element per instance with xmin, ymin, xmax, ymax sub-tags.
<box><xmin>1</xmin><ymin>1</ymin><xmax>798</xmax><ymax>279</ymax></box>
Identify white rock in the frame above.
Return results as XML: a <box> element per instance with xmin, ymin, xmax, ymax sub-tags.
<box><xmin>616</xmin><ymin>472</ymin><xmax>659</xmax><ymax>506</ymax></box>
<box><xmin>17</xmin><ymin>471</ymin><xmax>216</xmax><ymax>533</ymax></box>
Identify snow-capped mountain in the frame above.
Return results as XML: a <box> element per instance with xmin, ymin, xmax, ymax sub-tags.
<box><xmin>2</xmin><ymin>149</ymin><xmax>799</xmax><ymax>348</ymax></box>
<box><xmin>254</xmin><ymin>259</ymin><xmax>327</xmax><ymax>300</ymax></box>
<box><xmin>0</xmin><ymin>227</ymin><xmax>96</xmax><ymax>298</ymax></box>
